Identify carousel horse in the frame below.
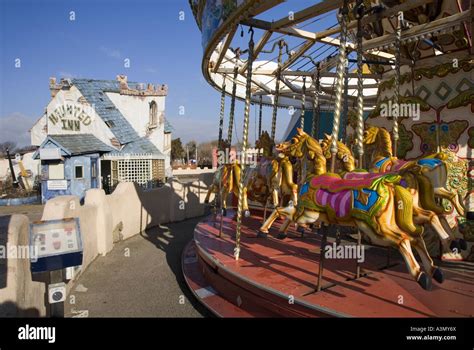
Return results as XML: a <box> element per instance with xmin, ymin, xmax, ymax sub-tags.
<box><xmin>243</xmin><ymin>131</ymin><xmax>298</xmax><ymax>209</ymax></box>
<box><xmin>320</xmin><ymin>133</ymin><xmax>463</xmax><ymax>260</ymax></box>
<box><xmin>204</xmin><ymin>161</ymin><xmax>249</xmax><ymax>217</ymax></box>
<box><xmin>363</xmin><ymin>125</ymin><xmax>466</xmax><ymax>217</ymax></box>
<box><xmin>260</xmin><ymin>129</ymin><xmax>444</xmax><ymax>290</ymax></box>
<box><xmin>205</xmin><ymin>132</ymin><xmax>297</xmax><ymax>218</ymax></box>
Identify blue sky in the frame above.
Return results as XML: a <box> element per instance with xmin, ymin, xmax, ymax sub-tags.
<box><xmin>0</xmin><ymin>0</ymin><xmax>334</xmax><ymax>146</ymax></box>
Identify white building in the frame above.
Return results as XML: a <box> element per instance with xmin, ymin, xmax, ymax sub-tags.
<box><xmin>30</xmin><ymin>75</ymin><xmax>172</xmax><ymax>199</ymax></box>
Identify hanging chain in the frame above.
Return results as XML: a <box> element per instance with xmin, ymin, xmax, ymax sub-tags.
<box><xmin>271</xmin><ymin>40</ymin><xmax>284</xmax><ymax>141</ymax></box>
<box><xmin>218</xmin><ymin>76</ymin><xmax>226</xmax><ymax>150</ymax></box>
<box><xmin>227</xmin><ymin>50</ymin><xmax>240</xmax><ymax>146</ymax></box>
<box><xmin>393</xmin><ymin>12</ymin><xmax>402</xmax><ymax>157</ymax></box>
<box><xmin>312</xmin><ymin>65</ymin><xmax>321</xmax><ymax>139</ymax></box>
<box><xmin>330</xmin><ymin>0</ymin><xmax>349</xmax><ymax>172</ymax></box>
<box><xmin>258</xmin><ymin>95</ymin><xmax>263</xmax><ymax>138</ymax></box>
<box><xmin>300</xmin><ymin>76</ymin><xmax>306</xmax><ymax>130</ymax></box>
<box><xmin>355</xmin><ymin>0</ymin><xmax>365</xmax><ymax>166</ymax></box>
<box><xmin>235</xmin><ymin>28</ymin><xmax>255</xmax><ymax>261</ymax></box>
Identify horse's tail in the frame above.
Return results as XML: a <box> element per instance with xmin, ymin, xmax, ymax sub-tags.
<box><xmin>394</xmin><ymin>184</ymin><xmax>424</xmax><ymax>236</ymax></box>
<box><xmin>415</xmin><ymin>173</ymin><xmax>447</xmax><ymax>215</ymax></box>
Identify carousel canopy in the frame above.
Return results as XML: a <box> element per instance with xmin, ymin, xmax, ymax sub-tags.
<box><xmin>190</xmin><ymin>0</ymin><xmax>472</xmax><ymax>110</ymax></box>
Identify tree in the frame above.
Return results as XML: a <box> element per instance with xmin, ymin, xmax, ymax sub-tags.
<box><xmin>197</xmin><ymin>140</ymin><xmax>218</xmax><ymax>166</ymax></box>
<box><xmin>185</xmin><ymin>140</ymin><xmax>197</xmax><ymax>161</ymax></box>
<box><xmin>0</xmin><ymin>142</ymin><xmax>17</xmax><ymax>157</ymax></box>
<box><xmin>171</xmin><ymin>138</ymin><xmax>185</xmax><ymax>161</ymax></box>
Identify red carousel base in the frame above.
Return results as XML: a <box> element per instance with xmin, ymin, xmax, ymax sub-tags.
<box><xmin>182</xmin><ymin>209</ymin><xmax>474</xmax><ymax>317</ymax></box>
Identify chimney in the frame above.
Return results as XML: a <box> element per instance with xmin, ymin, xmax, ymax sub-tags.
<box><xmin>116</xmin><ymin>75</ymin><xmax>129</xmax><ymax>90</ymax></box>
<box><xmin>49</xmin><ymin>77</ymin><xmax>60</xmax><ymax>98</ymax></box>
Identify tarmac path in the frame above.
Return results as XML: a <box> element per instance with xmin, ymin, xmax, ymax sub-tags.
<box><xmin>65</xmin><ymin>217</ymin><xmax>211</xmax><ymax>317</ymax></box>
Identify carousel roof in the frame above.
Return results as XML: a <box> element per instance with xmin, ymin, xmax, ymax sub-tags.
<box><xmin>190</xmin><ymin>0</ymin><xmax>471</xmax><ymax>109</ymax></box>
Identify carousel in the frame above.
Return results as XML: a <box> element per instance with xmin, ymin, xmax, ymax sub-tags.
<box><xmin>183</xmin><ymin>0</ymin><xmax>474</xmax><ymax>317</ymax></box>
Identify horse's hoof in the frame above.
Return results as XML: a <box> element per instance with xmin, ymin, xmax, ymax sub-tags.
<box><xmin>277</xmin><ymin>233</ymin><xmax>287</xmax><ymax>240</ymax></box>
<box><xmin>432</xmin><ymin>268</ymin><xmax>444</xmax><ymax>284</ymax></box>
<box><xmin>257</xmin><ymin>231</ymin><xmax>268</xmax><ymax>238</ymax></box>
<box><xmin>459</xmin><ymin>239</ymin><xmax>468</xmax><ymax>251</ymax></box>
<box><xmin>417</xmin><ymin>272</ymin><xmax>432</xmax><ymax>291</ymax></box>
<box><xmin>244</xmin><ymin>210</ymin><xmax>251</xmax><ymax>218</ymax></box>
<box><xmin>297</xmin><ymin>227</ymin><xmax>305</xmax><ymax>238</ymax></box>
<box><xmin>221</xmin><ymin>208</ymin><xmax>227</xmax><ymax>217</ymax></box>
<box><xmin>450</xmin><ymin>240</ymin><xmax>460</xmax><ymax>252</ymax></box>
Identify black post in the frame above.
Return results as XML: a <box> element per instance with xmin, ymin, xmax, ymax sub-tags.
<box><xmin>6</xmin><ymin>148</ymin><xmax>18</xmax><ymax>188</ymax></box>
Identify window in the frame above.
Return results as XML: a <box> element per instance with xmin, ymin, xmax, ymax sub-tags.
<box><xmin>75</xmin><ymin>165</ymin><xmax>84</xmax><ymax>179</ymax></box>
<box><xmin>48</xmin><ymin>163</ymin><xmax>64</xmax><ymax>180</ymax></box>
<box><xmin>105</xmin><ymin>120</ymin><xmax>115</xmax><ymax>128</ymax></box>
<box><xmin>149</xmin><ymin>101</ymin><xmax>158</xmax><ymax>127</ymax></box>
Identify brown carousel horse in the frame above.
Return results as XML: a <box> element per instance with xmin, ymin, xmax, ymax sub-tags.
<box><xmin>243</xmin><ymin>131</ymin><xmax>298</xmax><ymax>210</ymax></box>
<box><xmin>204</xmin><ymin>132</ymin><xmax>297</xmax><ymax>217</ymax></box>
<box><xmin>260</xmin><ymin>129</ymin><xmax>444</xmax><ymax>290</ymax></box>
<box><xmin>320</xmin><ymin>133</ymin><xmax>463</xmax><ymax>260</ymax></box>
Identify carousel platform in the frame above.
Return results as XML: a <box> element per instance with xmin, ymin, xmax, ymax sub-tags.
<box><xmin>182</xmin><ymin>209</ymin><xmax>474</xmax><ymax>318</ymax></box>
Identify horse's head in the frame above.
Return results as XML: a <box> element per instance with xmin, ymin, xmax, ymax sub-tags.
<box><xmin>256</xmin><ymin>131</ymin><xmax>274</xmax><ymax>157</ymax></box>
<box><xmin>275</xmin><ymin>128</ymin><xmax>308</xmax><ymax>158</ymax></box>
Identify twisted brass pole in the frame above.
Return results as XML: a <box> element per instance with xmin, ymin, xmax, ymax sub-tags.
<box><xmin>235</xmin><ymin>28</ymin><xmax>254</xmax><ymax>260</ymax></box>
<box><xmin>355</xmin><ymin>1</ymin><xmax>365</xmax><ymax>168</ymax></box>
<box><xmin>271</xmin><ymin>41</ymin><xmax>284</xmax><ymax>141</ymax></box>
<box><xmin>330</xmin><ymin>3</ymin><xmax>348</xmax><ymax>173</ymax></box>
<box><xmin>354</xmin><ymin>0</ymin><xmax>365</xmax><ymax>281</ymax></box>
<box><xmin>300</xmin><ymin>76</ymin><xmax>306</xmax><ymax>130</ymax></box>
<box><xmin>393</xmin><ymin>12</ymin><xmax>402</xmax><ymax>157</ymax></box>
<box><xmin>227</xmin><ymin>52</ymin><xmax>240</xmax><ymax>145</ymax></box>
<box><xmin>218</xmin><ymin>76</ymin><xmax>226</xmax><ymax>149</ymax></box>
<box><xmin>312</xmin><ymin>65</ymin><xmax>321</xmax><ymax>139</ymax></box>
<box><xmin>258</xmin><ymin>95</ymin><xmax>263</xmax><ymax>137</ymax></box>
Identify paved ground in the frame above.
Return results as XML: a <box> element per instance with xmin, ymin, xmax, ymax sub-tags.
<box><xmin>65</xmin><ymin>217</ymin><xmax>211</xmax><ymax>317</ymax></box>
<box><xmin>0</xmin><ymin>204</ymin><xmax>44</xmax><ymax>222</ymax></box>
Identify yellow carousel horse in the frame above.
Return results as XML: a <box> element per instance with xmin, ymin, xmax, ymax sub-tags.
<box><xmin>260</xmin><ymin>129</ymin><xmax>445</xmax><ymax>290</ymax></box>
<box><xmin>363</xmin><ymin>125</ymin><xmax>466</xmax><ymax>216</ymax></box>
<box><xmin>320</xmin><ymin>133</ymin><xmax>463</xmax><ymax>260</ymax></box>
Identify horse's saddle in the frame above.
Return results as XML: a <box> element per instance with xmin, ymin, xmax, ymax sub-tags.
<box><xmin>309</xmin><ymin>173</ymin><xmax>398</xmax><ymax>192</ymax></box>
<box><xmin>374</xmin><ymin>156</ymin><xmax>443</xmax><ymax>172</ymax></box>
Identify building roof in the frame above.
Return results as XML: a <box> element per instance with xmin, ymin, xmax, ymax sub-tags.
<box><xmin>110</xmin><ymin>138</ymin><xmax>165</xmax><ymax>158</ymax></box>
<box><xmin>72</xmin><ymin>79</ymin><xmax>141</xmax><ymax>145</ymax></box>
<box><xmin>71</xmin><ymin>78</ymin><xmax>170</xmax><ymax>157</ymax></box>
<box><xmin>33</xmin><ymin>134</ymin><xmax>115</xmax><ymax>159</ymax></box>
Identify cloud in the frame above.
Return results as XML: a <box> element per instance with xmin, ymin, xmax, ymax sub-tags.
<box><xmin>99</xmin><ymin>46</ymin><xmax>122</xmax><ymax>59</ymax></box>
<box><xmin>0</xmin><ymin>113</ymin><xmax>36</xmax><ymax>147</ymax></box>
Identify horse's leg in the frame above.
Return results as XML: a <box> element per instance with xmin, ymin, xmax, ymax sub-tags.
<box><xmin>204</xmin><ymin>184</ymin><xmax>216</xmax><ymax>204</ymax></box>
<box><xmin>372</xmin><ymin>208</ymin><xmax>432</xmax><ymax>290</ymax></box>
<box><xmin>277</xmin><ymin>218</ymin><xmax>292</xmax><ymax>240</ymax></box>
<box><xmin>411</xmin><ymin>236</ymin><xmax>444</xmax><ymax>284</ymax></box>
<box><xmin>399</xmin><ymin>239</ymin><xmax>431</xmax><ymax>290</ymax></box>
<box><xmin>221</xmin><ymin>187</ymin><xmax>228</xmax><ymax>217</ymax></box>
<box><xmin>434</xmin><ymin>187</ymin><xmax>465</xmax><ymax>216</ymax></box>
<box><xmin>412</xmin><ymin>206</ymin><xmax>459</xmax><ymax>259</ymax></box>
<box><xmin>260</xmin><ymin>205</ymin><xmax>296</xmax><ymax>234</ymax></box>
